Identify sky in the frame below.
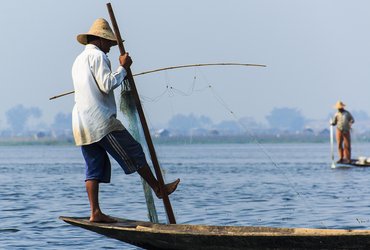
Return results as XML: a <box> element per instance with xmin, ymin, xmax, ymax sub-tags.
<box><xmin>2</xmin><ymin>0</ymin><xmax>370</xmax><ymax>129</ymax></box>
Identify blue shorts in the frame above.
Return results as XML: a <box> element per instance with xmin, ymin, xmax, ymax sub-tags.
<box><xmin>81</xmin><ymin>130</ymin><xmax>148</xmax><ymax>183</ymax></box>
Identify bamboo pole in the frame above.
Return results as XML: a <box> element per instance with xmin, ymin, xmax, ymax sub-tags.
<box><xmin>49</xmin><ymin>63</ymin><xmax>266</xmax><ymax>100</ymax></box>
<box><xmin>49</xmin><ymin>91</ymin><xmax>75</xmax><ymax>100</ymax></box>
<box><xmin>107</xmin><ymin>3</ymin><xmax>177</xmax><ymax>224</ymax></box>
<box><xmin>134</xmin><ymin>62</ymin><xmax>266</xmax><ymax>76</ymax></box>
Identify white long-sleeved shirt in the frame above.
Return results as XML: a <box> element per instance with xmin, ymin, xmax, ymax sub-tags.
<box><xmin>72</xmin><ymin>44</ymin><xmax>127</xmax><ymax>146</ymax></box>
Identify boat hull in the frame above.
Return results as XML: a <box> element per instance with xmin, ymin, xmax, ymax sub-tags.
<box><xmin>59</xmin><ymin>216</ymin><xmax>370</xmax><ymax>250</ymax></box>
<box><xmin>336</xmin><ymin>159</ymin><xmax>370</xmax><ymax>167</ymax></box>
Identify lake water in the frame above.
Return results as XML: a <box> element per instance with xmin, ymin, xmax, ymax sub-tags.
<box><xmin>1</xmin><ymin>142</ymin><xmax>370</xmax><ymax>249</ymax></box>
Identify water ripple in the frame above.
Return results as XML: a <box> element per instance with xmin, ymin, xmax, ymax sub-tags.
<box><xmin>2</xmin><ymin>144</ymin><xmax>370</xmax><ymax>249</ymax></box>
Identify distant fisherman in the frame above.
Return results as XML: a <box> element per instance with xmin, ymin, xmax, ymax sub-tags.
<box><xmin>71</xmin><ymin>18</ymin><xmax>180</xmax><ymax>223</ymax></box>
<box><xmin>331</xmin><ymin>101</ymin><xmax>354</xmax><ymax>164</ymax></box>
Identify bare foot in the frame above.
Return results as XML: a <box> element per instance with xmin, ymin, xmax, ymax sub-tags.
<box><xmin>156</xmin><ymin>178</ymin><xmax>180</xmax><ymax>199</ymax></box>
<box><xmin>90</xmin><ymin>212</ymin><xmax>117</xmax><ymax>223</ymax></box>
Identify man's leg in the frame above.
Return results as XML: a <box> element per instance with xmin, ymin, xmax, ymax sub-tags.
<box><xmin>81</xmin><ymin>142</ymin><xmax>114</xmax><ymax>223</ymax></box>
<box><xmin>101</xmin><ymin>131</ymin><xmax>180</xmax><ymax>199</ymax></box>
<box><xmin>86</xmin><ymin>180</ymin><xmax>116</xmax><ymax>222</ymax></box>
<box><xmin>336</xmin><ymin>129</ymin><xmax>344</xmax><ymax>162</ymax></box>
<box><xmin>343</xmin><ymin>131</ymin><xmax>351</xmax><ymax>161</ymax></box>
<box><xmin>137</xmin><ymin>165</ymin><xmax>180</xmax><ymax>199</ymax></box>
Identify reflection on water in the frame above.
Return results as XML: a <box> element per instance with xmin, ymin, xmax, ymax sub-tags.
<box><xmin>1</xmin><ymin>143</ymin><xmax>370</xmax><ymax>249</ymax></box>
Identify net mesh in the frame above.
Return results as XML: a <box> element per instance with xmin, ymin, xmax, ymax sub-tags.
<box><xmin>120</xmin><ymin>80</ymin><xmax>159</xmax><ymax>223</ymax></box>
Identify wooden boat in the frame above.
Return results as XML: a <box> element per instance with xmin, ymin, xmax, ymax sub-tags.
<box><xmin>334</xmin><ymin>159</ymin><xmax>370</xmax><ymax>168</ymax></box>
<box><xmin>60</xmin><ymin>216</ymin><xmax>370</xmax><ymax>250</ymax></box>
<box><xmin>60</xmin><ymin>4</ymin><xmax>370</xmax><ymax>250</ymax></box>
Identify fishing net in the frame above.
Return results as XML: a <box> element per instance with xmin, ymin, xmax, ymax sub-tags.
<box><xmin>120</xmin><ymin>79</ymin><xmax>159</xmax><ymax>223</ymax></box>
<box><xmin>120</xmin><ymin>80</ymin><xmax>139</xmax><ymax>137</ymax></box>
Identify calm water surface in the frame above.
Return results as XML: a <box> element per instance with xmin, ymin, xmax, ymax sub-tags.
<box><xmin>1</xmin><ymin>143</ymin><xmax>370</xmax><ymax>249</ymax></box>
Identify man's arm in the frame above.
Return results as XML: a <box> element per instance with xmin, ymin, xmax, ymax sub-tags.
<box><xmin>349</xmin><ymin>112</ymin><xmax>354</xmax><ymax>124</ymax></box>
<box><xmin>92</xmin><ymin>52</ymin><xmax>128</xmax><ymax>94</ymax></box>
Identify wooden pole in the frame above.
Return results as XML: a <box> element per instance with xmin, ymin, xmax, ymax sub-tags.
<box><xmin>49</xmin><ymin>90</ymin><xmax>75</xmax><ymax>100</ymax></box>
<box><xmin>330</xmin><ymin>119</ymin><xmax>336</xmax><ymax>169</ymax></box>
<box><xmin>106</xmin><ymin>3</ymin><xmax>177</xmax><ymax>224</ymax></box>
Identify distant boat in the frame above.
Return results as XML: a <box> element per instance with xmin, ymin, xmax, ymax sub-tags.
<box><xmin>334</xmin><ymin>159</ymin><xmax>370</xmax><ymax>168</ymax></box>
<box><xmin>330</xmin><ymin>123</ymin><xmax>370</xmax><ymax>168</ymax></box>
<box><xmin>60</xmin><ymin>216</ymin><xmax>370</xmax><ymax>250</ymax></box>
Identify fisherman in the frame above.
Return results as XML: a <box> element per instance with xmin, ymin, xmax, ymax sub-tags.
<box><xmin>331</xmin><ymin>101</ymin><xmax>355</xmax><ymax>164</ymax></box>
<box><xmin>72</xmin><ymin>18</ymin><xmax>180</xmax><ymax>223</ymax></box>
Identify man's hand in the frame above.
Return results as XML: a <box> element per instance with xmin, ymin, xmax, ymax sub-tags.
<box><xmin>119</xmin><ymin>53</ymin><xmax>132</xmax><ymax>70</ymax></box>
<box><xmin>329</xmin><ymin>118</ymin><xmax>334</xmax><ymax>126</ymax></box>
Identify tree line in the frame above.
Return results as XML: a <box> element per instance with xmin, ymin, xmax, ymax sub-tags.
<box><xmin>3</xmin><ymin>104</ymin><xmax>370</xmax><ymax>135</ymax></box>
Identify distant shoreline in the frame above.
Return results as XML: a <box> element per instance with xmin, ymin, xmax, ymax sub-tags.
<box><xmin>1</xmin><ymin>133</ymin><xmax>368</xmax><ymax>145</ymax></box>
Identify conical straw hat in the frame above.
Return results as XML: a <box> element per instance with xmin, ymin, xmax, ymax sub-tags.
<box><xmin>333</xmin><ymin>101</ymin><xmax>345</xmax><ymax>109</ymax></box>
<box><xmin>77</xmin><ymin>18</ymin><xmax>118</xmax><ymax>45</ymax></box>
